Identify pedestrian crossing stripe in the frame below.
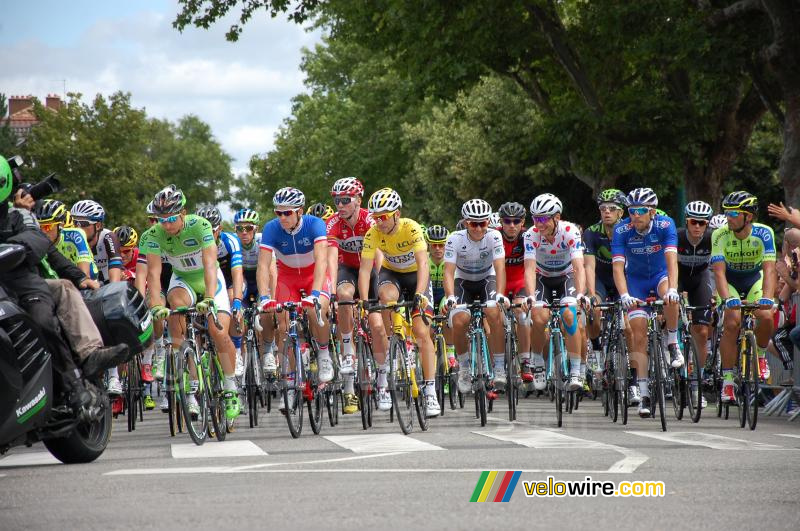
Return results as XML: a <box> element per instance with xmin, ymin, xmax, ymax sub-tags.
<box><xmin>470</xmin><ymin>471</ymin><xmax>522</xmax><ymax>502</ymax></box>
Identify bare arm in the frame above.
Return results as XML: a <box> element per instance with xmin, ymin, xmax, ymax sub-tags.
<box><xmin>584</xmin><ymin>255</ymin><xmax>597</xmax><ymax>297</ymax></box>
<box><xmin>311</xmin><ymin>240</ymin><xmax>328</xmax><ymax>293</ymax></box>
<box><xmin>201</xmin><ymin>244</ymin><xmax>218</xmax><ymax>298</ymax></box>
<box><xmin>146</xmin><ymin>254</ymin><xmax>164</xmax><ymax>308</ymax></box>
<box><xmin>257</xmin><ymin>248</ymin><xmax>273</xmax><ymax>298</ymax></box>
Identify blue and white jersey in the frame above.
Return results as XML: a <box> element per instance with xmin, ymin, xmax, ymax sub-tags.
<box><xmin>217</xmin><ymin>231</ymin><xmax>242</xmax><ymax>287</ymax></box>
<box><xmin>259</xmin><ymin>215</ymin><xmax>327</xmax><ymax>273</ymax></box>
<box><xmin>611</xmin><ymin>214</ymin><xmax>678</xmax><ymax>280</ymax></box>
<box><xmin>240</xmin><ymin>232</ymin><xmax>262</xmax><ymax>285</ymax></box>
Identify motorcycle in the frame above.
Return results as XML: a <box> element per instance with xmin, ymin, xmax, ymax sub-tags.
<box><xmin>0</xmin><ymin>243</ymin><xmax>152</xmax><ymax>464</ymax></box>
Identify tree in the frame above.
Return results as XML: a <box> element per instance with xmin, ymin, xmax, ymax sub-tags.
<box><xmin>0</xmin><ymin>93</ymin><xmax>18</xmax><ymax>157</ymax></box>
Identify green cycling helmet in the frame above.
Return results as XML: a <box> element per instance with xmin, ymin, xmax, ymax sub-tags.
<box><xmin>596</xmin><ymin>188</ymin><xmax>626</xmax><ymax>206</ymax></box>
<box><xmin>0</xmin><ymin>156</ymin><xmax>12</xmax><ymax>203</ymax></box>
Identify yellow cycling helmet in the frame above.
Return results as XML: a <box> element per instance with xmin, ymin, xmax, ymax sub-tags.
<box><xmin>34</xmin><ymin>199</ymin><xmax>68</xmax><ymax>224</ymax></box>
<box><xmin>307</xmin><ymin>203</ymin><xmax>335</xmax><ymax>221</ymax></box>
<box><xmin>113</xmin><ymin>225</ymin><xmax>139</xmax><ymax>248</ymax></box>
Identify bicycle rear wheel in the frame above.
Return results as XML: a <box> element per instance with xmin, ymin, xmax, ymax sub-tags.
<box><xmin>165</xmin><ymin>346</ymin><xmax>182</xmax><ymax>436</ymax></box>
<box><xmin>177</xmin><ymin>342</ymin><xmax>208</xmax><ymax>445</ymax></box>
<box><xmin>389</xmin><ymin>338</ymin><xmax>414</xmax><ymax>435</ymax></box>
<box><xmin>245</xmin><ymin>341</ymin><xmax>259</xmax><ymax>428</ymax></box>
<box><xmin>505</xmin><ymin>330</ymin><xmax>517</xmax><ymax>421</ymax></box>
<box><xmin>413</xmin><ymin>348</ymin><xmax>429</xmax><ymax>431</ymax></box>
<box><xmin>435</xmin><ymin>335</ymin><xmax>447</xmax><ymax>417</ymax></box>
<box><xmin>356</xmin><ymin>336</ymin><xmax>373</xmax><ymax>430</ymax></box>
<box><xmin>126</xmin><ymin>356</ymin><xmax>140</xmax><ymax>432</ymax></box>
<box><xmin>745</xmin><ymin>332</ymin><xmax>759</xmax><ymax>430</ymax></box>
<box><xmin>325</xmin><ymin>387</ymin><xmax>339</xmax><ymax>427</ymax></box>
<box><xmin>307</xmin><ymin>375</ymin><xmax>323</xmax><ymax>435</ymax></box>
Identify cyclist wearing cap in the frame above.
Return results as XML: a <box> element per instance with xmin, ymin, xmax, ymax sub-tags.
<box><xmin>524</xmin><ymin>193</ymin><xmax>587</xmax><ymax>393</ymax></box>
<box><xmin>257</xmin><ymin>187</ymin><xmax>334</xmax><ymax>412</ymax></box>
<box><xmin>359</xmin><ymin>187</ymin><xmax>441</xmax><ymax>417</ymax></box>
<box><xmin>678</xmin><ymin>201</ymin><xmax>715</xmax><ymax>389</ymax></box>
<box><xmin>196</xmin><ymin>205</ymin><xmax>245</xmax><ymax>378</ymax></box>
<box><xmin>713</xmin><ymin>191</ymin><xmax>776</xmax><ymax>401</ymax></box>
<box><xmin>611</xmin><ymin>187</ymin><xmax>682</xmax><ymax>418</ymax></box>
<box><xmin>234</xmin><ymin>208</ymin><xmax>278</xmax><ymax>375</ymax></box>
<box><xmin>444</xmin><ymin>199</ymin><xmax>508</xmax><ymax>395</ymax></box>
<box><xmin>144</xmin><ymin>185</ymin><xmax>241</xmax><ymax>421</ymax></box>
<box><xmin>70</xmin><ymin>199</ymin><xmax>124</xmax><ymax>283</ymax></box>
<box><xmin>325</xmin><ymin>177</ymin><xmax>382</xmax><ymax>415</ymax></box>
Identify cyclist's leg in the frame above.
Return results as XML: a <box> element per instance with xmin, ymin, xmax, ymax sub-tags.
<box><xmin>530</xmin><ymin>276</ymin><xmax>551</xmax><ymax>389</ymax></box>
<box><xmin>657</xmin><ymin>275</ymin><xmax>683</xmax><ymax>367</ymax></box>
<box><xmin>720</xmin><ymin>281</ymin><xmax>743</xmax><ymax>401</ymax></box>
<box><xmin>307</xmin><ymin>276</ymin><xmax>333</xmax><ymax>381</ymax></box>
<box><xmin>512</xmin><ymin>287</ymin><xmax>532</xmax><ymax>380</ymax></box>
<box><xmin>226</xmin><ymin>283</ymin><xmax>244</xmax><ymax>377</ymax></box>
<box><xmin>687</xmin><ymin>272</ymin><xmax>713</xmax><ymax>366</ymax></box>
<box><xmin>745</xmin><ymin>272</ymin><xmax>773</xmax><ymax>379</ymax></box>
<box><xmin>555</xmin><ymin>275</ymin><xmax>581</xmax><ymax>389</ymax></box>
<box><xmin>336</xmin><ymin>265</ymin><xmax>359</xmax><ymax>362</ymax></box>
<box><xmin>482</xmin><ymin>277</ymin><xmax>506</xmax><ymax>384</ymax></box>
<box><xmin>408</xmin><ymin>274</ymin><xmax>439</xmax><ymax>414</ymax></box>
<box><xmin>451</xmin><ymin>278</ymin><xmax>473</xmax><ymax>391</ymax></box>
<box><xmin>627</xmin><ymin>275</ymin><xmax>653</xmax><ymax>408</ymax></box>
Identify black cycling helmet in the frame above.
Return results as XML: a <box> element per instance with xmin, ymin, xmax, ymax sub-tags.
<box><xmin>722</xmin><ymin>191</ymin><xmax>758</xmax><ymax>214</ymax></box>
<box><xmin>498</xmin><ymin>202</ymin><xmax>526</xmax><ymax>219</ymax></box>
<box><xmin>195</xmin><ymin>205</ymin><xmax>222</xmax><ymax>228</ymax></box>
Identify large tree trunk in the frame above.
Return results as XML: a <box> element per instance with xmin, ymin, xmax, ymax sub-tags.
<box><xmin>779</xmin><ymin>89</ymin><xmax>800</xmax><ymax>206</ymax></box>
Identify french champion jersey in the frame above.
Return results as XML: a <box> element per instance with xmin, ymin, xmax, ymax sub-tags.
<box><xmin>259</xmin><ymin>215</ymin><xmax>327</xmax><ymax>273</ymax></box>
<box><xmin>611</xmin><ymin>214</ymin><xmax>677</xmax><ymax>279</ymax></box>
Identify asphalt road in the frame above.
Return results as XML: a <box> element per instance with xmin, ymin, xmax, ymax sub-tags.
<box><xmin>2</xmin><ymin>391</ymin><xmax>799</xmax><ymax>531</ymax></box>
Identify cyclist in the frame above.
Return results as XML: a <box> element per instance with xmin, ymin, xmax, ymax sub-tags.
<box><xmin>582</xmin><ymin>189</ymin><xmax>626</xmax><ymax>376</ymax></box>
<box><xmin>196</xmin><ymin>206</ymin><xmax>245</xmax><ymax>378</ymax></box>
<box><xmin>611</xmin><ymin>187</ymin><xmax>682</xmax><ymax>418</ymax></box>
<box><xmin>114</xmin><ymin>225</ymin><xmax>139</xmax><ymax>282</ymax></box>
<box><xmin>497</xmin><ymin>201</ymin><xmax>533</xmax><ymax>382</ymax></box>
<box><xmin>257</xmin><ymin>187</ymin><xmax>333</xmax><ymax>411</ymax></box>
<box><xmin>677</xmin><ymin>201</ymin><xmax>714</xmax><ymax>401</ymax></box>
<box><xmin>427</xmin><ymin>224</ymin><xmax>457</xmax><ymax>369</ymax></box>
<box><xmin>144</xmin><ymin>185</ymin><xmax>241</xmax><ymax>421</ymax></box>
<box><xmin>709</xmin><ymin>214</ymin><xmax>727</xmax><ymax>230</ymax></box>
<box><xmin>444</xmin><ymin>199</ymin><xmax>508</xmax><ymax>393</ymax></box>
<box><xmin>712</xmin><ymin>191</ymin><xmax>776</xmax><ymax>401</ymax></box>
<box><xmin>234</xmin><ymin>208</ymin><xmax>277</xmax><ymax>375</ymax></box>
<box><xmin>524</xmin><ymin>193</ymin><xmax>587</xmax><ymax>391</ymax></box>
<box><xmin>358</xmin><ymin>187</ymin><xmax>441</xmax><ymax>416</ymax></box>
<box><xmin>308</xmin><ymin>202</ymin><xmax>335</xmax><ymax>222</ymax></box>
<box><xmin>70</xmin><ymin>199</ymin><xmax>123</xmax><ymax>284</ymax></box>
<box><xmin>326</xmin><ymin>177</ymin><xmax>383</xmax><ymax>415</ymax></box>
<box><xmin>34</xmin><ymin>199</ymin><xmax>97</xmax><ymax>279</ymax></box>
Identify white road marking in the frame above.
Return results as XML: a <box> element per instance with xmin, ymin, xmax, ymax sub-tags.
<box><xmin>171</xmin><ymin>440</ymin><xmax>267</xmax><ymax>459</ymax></box>
<box><xmin>776</xmin><ymin>433</ymin><xmax>800</xmax><ymax>439</ymax></box>
<box><xmin>0</xmin><ymin>452</ymin><xmax>61</xmax><ymax>468</ymax></box>
<box><xmin>627</xmin><ymin>431</ymin><xmax>784</xmax><ymax>450</ymax></box>
<box><xmin>473</xmin><ymin>427</ymin><xmax>648</xmax><ymax>474</ymax></box>
<box><xmin>324</xmin><ymin>433</ymin><xmax>444</xmax><ymax>453</ymax></box>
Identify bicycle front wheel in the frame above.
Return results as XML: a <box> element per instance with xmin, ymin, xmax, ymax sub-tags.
<box><xmin>744</xmin><ymin>332</ymin><xmax>759</xmax><ymax>430</ymax></box>
<box><xmin>413</xmin><ymin>347</ymin><xmax>429</xmax><ymax>431</ymax></box>
<box><xmin>435</xmin><ymin>334</ymin><xmax>447</xmax><ymax>417</ymax></box>
<box><xmin>389</xmin><ymin>338</ymin><xmax>414</xmax><ymax>435</ymax></box>
<box><xmin>177</xmin><ymin>342</ymin><xmax>208</xmax><ymax>445</ymax></box>
<box><xmin>126</xmin><ymin>355</ymin><xmax>140</xmax><ymax>432</ymax></box>
<box><xmin>245</xmin><ymin>341</ymin><xmax>259</xmax><ymax>428</ymax></box>
<box><xmin>205</xmin><ymin>354</ymin><xmax>227</xmax><ymax>442</ymax></box>
<box><xmin>650</xmin><ymin>335</ymin><xmax>667</xmax><ymax>432</ymax></box>
<box><xmin>686</xmin><ymin>335</ymin><xmax>702</xmax><ymax>423</ymax></box>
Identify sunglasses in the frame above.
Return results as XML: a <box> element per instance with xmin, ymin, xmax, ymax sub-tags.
<box><xmin>39</xmin><ymin>222</ymin><xmax>59</xmax><ymax>232</ymax></box>
<box><xmin>725</xmin><ymin>210</ymin><xmax>746</xmax><ymax>218</ymax></box>
<box><xmin>158</xmin><ymin>215</ymin><xmax>180</xmax><ymax>224</ymax></box>
<box><xmin>333</xmin><ymin>197</ymin><xmax>353</xmax><ymax>206</ymax></box>
<box><xmin>532</xmin><ymin>216</ymin><xmax>551</xmax><ymax>224</ymax></box>
<box><xmin>373</xmin><ymin>211</ymin><xmax>396</xmax><ymax>222</ymax></box>
<box><xmin>467</xmin><ymin>220</ymin><xmax>489</xmax><ymax>228</ymax></box>
<box><xmin>429</xmin><ymin>242</ymin><xmax>445</xmax><ymax>248</ymax></box>
<box><xmin>599</xmin><ymin>205</ymin><xmax>621</xmax><ymax>212</ymax></box>
<box><xmin>688</xmin><ymin>219</ymin><xmax>708</xmax><ymax>227</ymax></box>
<box><xmin>502</xmin><ymin>218</ymin><xmax>523</xmax><ymax>225</ymax></box>
<box><xmin>121</xmin><ymin>248</ymin><xmax>134</xmax><ymax>254</ymax></box>
<box><xmin>628</xmin><ymin>207</ymin><xmax>650</xmax><ymax>216</ymax></box>
<box><xmin>73</xmin><ymin>219</ymin><xmax>93</xmax><ymax>228</ymax></box>
<box><xmin>235</xmin><ymin>224</ymin><xmax>256</xmax><ymax>233</ymax></box>
<box><xmin>274</xmin><ymin>210</ymin><xmax>295</xmax><ymax>217</ymax></box>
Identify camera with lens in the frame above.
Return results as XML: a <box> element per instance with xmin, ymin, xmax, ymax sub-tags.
<box><xmin>7</xmin><ymin>155</ymin><xmax>62</xmax><ymax>201</ymax></box>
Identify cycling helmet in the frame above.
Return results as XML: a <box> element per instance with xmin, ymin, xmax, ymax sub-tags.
<box><xmin>34</xmin><ymin>199</ymin><xmax>68</xmax><ymax>224</ymax></box>
<box><xmin>195</xmin><ymin>205</ymin><xmax>222</xmax><ymax>228</ymax></box>
<box><xmin>655</xmin><ymin>209</ymin><xmax>668</xmax><ymax>217</ymax></box>
<box><xmin>709</xmin><ymin>214</ymin><xmax>727</xmax><ymax>229</ymax></box>
<box><xmin>426</xmin><ymin>224</ymin><xmax>449</xmax><ymax>244</ymax></box>
<box><xmin>626</xmin><ymin>187</ymin><xmax>658</xmax><ymax>207</ymax></box>
<box><xmin>272</xmin><ymin>187</ymin><xmax>305</xmax><ymax>208</ymax></box>
<box><xmin>461</xmin><ymin>199</ymin><xmax>492</xmax><ymax>221</ymax></box>
<box><xmin>234</xmin><ymin>208</ymin><xmax>260</xmax><ymax>225</ymax></box>
<box><xmin>722</xmin><ymin>190</ymin><xmax>758</xmax><ymax>213</ymax></box>
<box><xmin>489</xmin><ymin>212</ymin><xmax>501</xmax><ymax>229</ymax></box>
<box><xmin>70</xmin><ymin>199</ymin><xmax>106</xmax><ymax>222</ymax></box>
<box><xmin>596</xmin><ymin>188</ymin><xmax>626</xmax><ymax>207</ymax></box>
<box><xmin>0</xmin><ymin>156</ymin><xmax>11</xmax><ymax>203</ymax></box>
<box><xmin>455</xmin><ymin>219</ymin><xmax>465</xmax><ymax>231</ymax></box>
<box><xmin>152</xmin><ymin>185</ymin><xmax>186</xmax><ymax>215</ymax></box>
<box><xmin>530</xmin><ymin>193</ymin><xmax>562</xmax><ymax>216</ymax></box>
<box><xmin>145</xmin><ymin>200</ymin><xmax>156</xmax><ymax>216</ymax></box>
<box><xmin>498</xmin><ymin>202</ymin><xmax>526</xmax><ymax>219</ymax></box>
<box><xmin>685</xmin><ymin>200</ymin><xmax>713</xmax><ymax>220</ymax></box>
<box><xmin>307</xmin><ymin>202</ymin><xmax>335</xmax><ymax>220</ymax></box>
<box><xmin>330</xmin><ymin>177</ymin><xmax>364</xmax><ymax>197</ymax></box>
<box><xmin>113</xmin><ymin>225</ymin><xmax>139</xmax><ymax>248</ymax></box>
<box><xmin>368</xmin><ymin>187</ymin><xmax>402</xmax><ymax>213</ymax></box>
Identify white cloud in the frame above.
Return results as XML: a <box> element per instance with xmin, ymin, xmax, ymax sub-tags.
<box><xmin>1</xmin><ymin>2</ymin><xmax>321</xmax><ymax>175</ymax></box>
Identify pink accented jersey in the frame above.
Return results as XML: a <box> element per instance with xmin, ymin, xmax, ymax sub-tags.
<box><xmin>523</xmin><ymin>221</ymin><xmax>583</xmax><ymax>277</ymax></box>
<box><xmin>326</xmin><ymin>208</ymin><xmax>374</xmax><ymax>269</ymax></box>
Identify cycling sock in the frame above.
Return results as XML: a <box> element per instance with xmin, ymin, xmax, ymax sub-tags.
<box><xmin>580</xmin><ymin>362</ymin><xmax>586</xmax><ymax>376</ymax></box>
<box><xmin>723</xmin><ymin>369</ymin><xmax>734</xmax><ymax>382</ymax></box>
<box><xmin>638</xmin><ymin>378</ymin><xmax>650</xmax><ymax>398</ymax></box>
<box><xmin>108</xmin><ymin>366</ymin><xmax>119</xmax><ymax>380</ymax></box>
<box><xmin>224</xmin><ymin>376</ymin><xmax>237</xmax><ymax>392</ymax></box>
<box><xmin>231</xmin><ymin>335</ymin><xmax>242</xmax><ymax>349</ymax></box>
<box><xmin>569</xmin><ymin>356</ymin><xmax>582</xmax><ymax>376</ymax></box>
<box><xmin>342</xmin><ymin>333</ymin><xmax>353</xmax><ymax>355</ymax></box>
<box><xmin>493</xmin><ymin>354</ymin><xmax>505</xmax><ymax>369</ymax></box>
<box><xmin>378</xmin><ymin>363</ymin><xmax>388</xmax><ymax>388</ymax></box>
<box><xmin>447</xmin><ymin>345</ymin><xmax>456</xmax><ymax>360</ymax></box>
<box><xmin>425</xmin><ymin>380</ymin><xmax>436</xmax><ymax>396</ymax></box>
<box><xmin>318</xmin><ymin>343</ymin><xmax>330</xmax><ymax>360</ymax></box>
<box><xmin>667</xmin><ymin>329</ymin><xmax>678</xmax><ymax>345</ymax></box>
<box><xmin>757</xmin><ymin>346</ymin><xmax>767</xmax><ymax>359</ymax></box>
<box><xmin>344</xmin><ymin>375</ymin><xmax>355</xmax><ymax>394</ymax></box>
<box><xmin>532</xmin><ymin>353</ymin><xmax>545</xmax><ymax>367</ymax></box>
<box><xmin>520</xmin><ymin>351</ymin><xmax>531</xmax><ymax>362</ymax></box>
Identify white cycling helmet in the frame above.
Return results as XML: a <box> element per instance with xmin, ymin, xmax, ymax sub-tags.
<box><xmin>489</xmin><ymin>212</ymin><xmax>501</xmax><ymax>229</ymax></box>
<box><xmin>272</xmin><ymin>187</ymin><xmax>305</xmax><ymax>208</ymax></box>
<box><xmin>709</xmin><ymin>214</ymin><xmax>727</xmax><ymax>229</ymax></box>
<box><xmin>685</xmin><ymin>200</ymin><xmax>713</xmax><ymax>220</ymax></box>
<box><xmin>461</xmin><ymin>199</ymin><xmax>492</xmax><ymax>221</ymax></box>
<box><xmin>626</xmin><ymin>187</ymin><xmax>658</xmax><ymax>207</ymax></box>
<box><xmin>330</xmin><ymin>177</ymin><xmax>364</xmax><ymax>197</ymax></box>
<box><xmin>70</xmin><ymin>199</ymin><xmax>106</xmax><ymax>222</ymax></box>
<box><xmin>368</xmin><ymin>187</ymin><xmax>402</xmax><ymax>213</ymax></box>
<box><xmin>529</xmin><ymin>193</ymin><xmax>562</xmax><ymax>216</ymax></box>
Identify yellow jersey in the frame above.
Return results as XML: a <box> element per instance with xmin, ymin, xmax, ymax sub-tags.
<box><xmin>361</xmin><ymin>218</ymin><xmax>427</xmax><ymax>272</ymax></box>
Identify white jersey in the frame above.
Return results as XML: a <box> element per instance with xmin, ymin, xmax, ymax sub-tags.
<box><xmin>444</xmin><ymin>229</ymin><xmax>505</xmax><ymax>281</ymax></box>
<box><xmin>240</xmin><ymin>233</ymin><xmax>262</xmax><ymax>272</ymax></box>
<box><xmin>523</xmin><ymin>221</ymin><xmax>583</xmax><ymax>277</ymax></box>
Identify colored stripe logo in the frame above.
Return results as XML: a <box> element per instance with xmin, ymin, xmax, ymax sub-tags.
<box><xmin>470</xmin><ymin>471</ymin><xmax>522</xmax><ymax>502</ymax></box>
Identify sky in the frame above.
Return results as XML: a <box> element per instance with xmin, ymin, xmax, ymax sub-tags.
<box><xmin>1</xmin><ymin>0</ymin><xmax>321</xmax><ymax>177</ymax></box>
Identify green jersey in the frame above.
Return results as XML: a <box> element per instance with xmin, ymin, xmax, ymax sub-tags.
<box><xmin>143</xmin><ymin>215</ymin><xmax>217</xmax><ymax>294</ymax></box>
